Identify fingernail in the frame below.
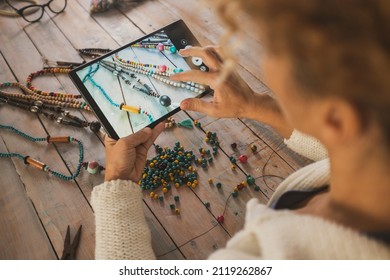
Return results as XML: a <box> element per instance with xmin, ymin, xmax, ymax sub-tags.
<box><xmin>178</xmin><ymin>49</ymin><xmax>188</xmax><ymax>57</ymax></box>
<box><xmin>180</xmin><ymin>100</ymin><xmax>188</xmax><ymax>109</ymax></box>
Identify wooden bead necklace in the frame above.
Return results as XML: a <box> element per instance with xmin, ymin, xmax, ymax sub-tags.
<box><xmin>0</xmin><ymin>94</ymin><xmax>101</xmax><ymax>132</ymax></box>
<box><xmin>0</xmin><ymin>124</ymin><xmax>99</xmax><ymax>181</ymax></box>
<box><xmin>0</xmin><ymin>81</ymin><xmax>90</xmax><ymax>110</ymax></box>
<box><xmin>26</xmin><ymin>67</ymin><xmax>91</xmax><ymax>111</ymax></box>
<box><xmin>82</xmin><ymin>64</ymin><xmax>154</xmax><ymax>121</ymax></box>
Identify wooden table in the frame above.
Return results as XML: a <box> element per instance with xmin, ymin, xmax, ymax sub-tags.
<box><xmin>0</xmin><ymin>0</ymin><xmax>310</xmax><ymax>259</ymax></box>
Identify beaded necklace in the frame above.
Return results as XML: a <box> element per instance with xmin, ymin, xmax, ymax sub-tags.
<box><xmin>113</xmin><ymin>54</ymin><xmax>205</xmax><ymax>94</ymax></box>
<box><xmin>0</xmin><ymin>124</ymin><xmax>84</xmax><ymax>181</ymax></box>
<box><xmin>82</xmin><ymin>64</ymin><xmax>154</xmax><ymax>122</ymax></box>
<box><xmin>26</xmin><ymin>67</ymin><xmax>90</xmax><ymax>111</ymax></box>
<box><xmin>0</xmin><ymin>82</ymin><xmax>90</xmax><ymax>110</ymax></box>
<box><xmin>0</xmin><ymin>94</ymin><xmax>101</xmax><ymax>132</ymax></box>
<box><xmin>78</xmin><ymin>48</ymin><xmax>112</xmax><ymax>59</ymax></box>
<box><xmin>114</xmin><ymin>53</ymin><xmax>177</xmax><ymax>75</ymax></box>
<box><xmin>131</xmin><ymin>43</ymin><xmax>177</xmax><ymax>54</ymax></box>
<box><xmin>99</xmin><ymin>60</ymin><xmax>173</xmax><ymax>107</ymax></box>
<box><xmin>98</xmin><ymin>60</ymin><xmax>159</xmax><ymax>98</ymax></box>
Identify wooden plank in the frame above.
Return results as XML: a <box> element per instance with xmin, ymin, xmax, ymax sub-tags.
<box><xmin>0</xmin><ymin>15</ymin><xmax>96</xmax><ymax>259</ymax></box>
<box><xmin>0</xmin><ymin>52</ymin><xmax>56</xmax><ymax>259</ymax></box>
<box><xmin>0</xmin><ymin>136</ymin><xmax>56</xmax><ymax>259</ymax></box>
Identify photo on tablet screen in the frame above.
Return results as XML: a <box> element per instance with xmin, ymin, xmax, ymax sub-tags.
<box><xmin>71</xmin><ymin>20</ymin><xmax>210</xmax><ymax>139</ymax></box>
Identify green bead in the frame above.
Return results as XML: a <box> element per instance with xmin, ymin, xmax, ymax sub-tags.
<box><xmin>254</xmin><ymin>186</ymin><xmax>260</xmax><ymax>192</ymax></box>
<box><xmin>216</xmin><ymin>182</ymin><xmax>222</xmax><ymax>189</ymax></box>
<box><xmin>246</xmin><ymin>175</ymin><xmax>255</xmax><ymax>185</ymax></box>
<box><xmin>170</xmin><ymin>204</ymin><xmax>175</xmax><ymax>209</ymax></box>
<box><xmin>232</xmin><ymin>192</ymin><xmax>238</xmax><ymax>198</ymax></box>
<box><xmin>204</xmin><ymin>202</ymin><xmax>210</xmax><ymax>208</ymax></box>
<box><xmin>174</xmin><ymin>195</ymin><xmax>180</xmax><ymax>202</ymax></box>
<box><xmin>158</xmin><ymin>196</ymin><xmax>164</xmax><ymax>201</ymax></box>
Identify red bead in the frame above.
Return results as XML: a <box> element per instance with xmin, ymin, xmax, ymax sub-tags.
<box><xmin>158</xmin><ymin>65</ymin><xmax>167</xmax><ymax>72</ymax></box>
<box><xmin>217</xmin><ymin>215</ymin><xmax>224</xmax><ymax>223</ymax></box>
<box><xmin>238</xmin><ymin>155</ymin><xmax>248</xmax><ymax>163</ymax></box>
<box><xmin>157</xmin><ymin>43</ymin><xmax>165</xmax><ymax>51</ymax></box>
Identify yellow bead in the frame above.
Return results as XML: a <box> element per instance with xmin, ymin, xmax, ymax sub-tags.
<box><xmin>142</xmin><ymin>173</ymin><xmax>147</xmax><ymax>179</ymax></box>
<box><xmin>149</xmin><ymin>192</ymin><xmax>155</xmax><ymax>198</ymax></box>
<box><xmin>162</xmin><ymin>188</ymin><xmax>168</xmax><ymax>193</ymax></box>
<box><xmin>187</xmin><ymin>182</ymin><xmax>192</xmax><ymax>187</ymax></box>
<box><xmin>154</xmin><ymin>194</ymin><xmax>158</xmax><ymax>200</ymax></box>
<box><xmin>231</xmin><ymin>165</ymin><xmax>236</xmax><ymax>170</ymax></box>
<box><xmin>193</xmin><ymin>180</ymin><xmax>198</xmax><ymax>185</ymax></box>
<box><xmin>188</xmin><ymin>166</ymin><xmax>193</xmax><ymax>171</ymax></box>
<box><xmin>208</xmin><ymin>178</ymin><xmax>213</xmax><ymax>184</ymax></box>
<box><xmin>175</xmin><ymin>208</ymin><xmax>180</xmax><ymax>214</ymax></box>
<box><xmin>175</xmin><ymin>183</ymin><xmax>180</xmax><ymax>188</ymax></box>
<box><xmin>234</xmin><ymin>187</ymin><xmax>239</xmax><ymax>192</ymax></box>
<box><xmin>241</xmin><ymin>181</ymin><xmax>247</xmax><ymax>187</ymax></box>
<box><xmin>191</xmin><ymin>183</ymin><xmax>196</xmax><ymax>189</ymax></box>
<box><xmin>149</xmin><ymin>162</ymin><xmax>155</xmax><ymax>168</ymax></box>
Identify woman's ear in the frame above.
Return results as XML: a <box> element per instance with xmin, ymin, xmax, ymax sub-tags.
<box><xmin>319</xmin><ymin>98</ymin><xmax>363</xmax><ymax>148</ymax></box>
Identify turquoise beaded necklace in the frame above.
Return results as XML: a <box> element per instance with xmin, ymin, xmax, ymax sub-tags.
<box><xmin>82</xmin><ymin>64</ymin><xmax>154</xmax><ymax>122</ymax></box>
<box><xmin>0</xmin><ymin>124</ymin><xmax>84</xmax><ymax>181</ymax></box>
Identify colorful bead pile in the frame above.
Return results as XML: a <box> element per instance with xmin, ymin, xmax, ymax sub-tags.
<box><xmin>139</xmin><ymin>142</ymin><xmax>198</xmax><ymax>191</ymax></box>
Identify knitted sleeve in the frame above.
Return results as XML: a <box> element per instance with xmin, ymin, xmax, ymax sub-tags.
<box><xmin>284</xmin><ymin>130</ymin><xmax>328</xmax><ymax>161</ymax></box>
<box><xmin>91</xmin><ymin>179</ymin><xmax>155</xmax><ymax>260</ymax></box>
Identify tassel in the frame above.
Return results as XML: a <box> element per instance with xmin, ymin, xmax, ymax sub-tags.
<box><xmin>177</xmin><ymin>118</ymin><xmax>194</xmax><ymax>129</ymax></box>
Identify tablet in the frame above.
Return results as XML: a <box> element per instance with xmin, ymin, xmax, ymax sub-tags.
<box><xmin>69</xmin><ymin>20</ymin><xmax>211</xmax><ymax>139</ymax></box>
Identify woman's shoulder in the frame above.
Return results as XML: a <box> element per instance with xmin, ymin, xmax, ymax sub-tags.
<box><xmin>210</xmin><ymin>200</ymin><xmax>390</xmax><ymax>260</ymax></box>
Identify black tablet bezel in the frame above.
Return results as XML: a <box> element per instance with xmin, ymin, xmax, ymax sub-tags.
<box><xmin>69</xmin><ymin>19</ymin><xmax>211</xmax><ymax>140</ymax></box>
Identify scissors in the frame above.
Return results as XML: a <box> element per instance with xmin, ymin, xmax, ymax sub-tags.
<box><xmin>61</xmin><ymin>225</ymin><xmax>82</xmax><ymax>260</ymax></box>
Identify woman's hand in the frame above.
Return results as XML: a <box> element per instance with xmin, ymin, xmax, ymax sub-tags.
<box><xmin>171</xmin><ymin>46</ymin><xmax>293</xmax><ymax>138</ymax></box>
<box><xmin>171</xmin><ymin>46</ymin><xmax>260</xmax><ymax>118</ymax></box>
<box><xmin>104</xmin><ymin>123</ymin><xmax>165</xmax><ymax>182</ymax></box>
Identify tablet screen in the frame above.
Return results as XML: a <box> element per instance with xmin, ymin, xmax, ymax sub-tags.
<box><xmin>71</xmin><ymin>20</ymin><xmax>209</xmax><ymax>139</ymax></box>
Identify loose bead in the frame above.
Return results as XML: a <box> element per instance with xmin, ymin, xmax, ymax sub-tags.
<box><xmin>254</xmin><ymin>186</ymin><xmax>260</xmax><ymax>192</ymax></box>
<box><xmin>216</xmin><ymin>215</ymin><xmax>224</xmax><ymax>223</ymax></box>
<box><xmin>174</xmin><ymin>195</ymin><xmax>180</xmax><ymax>202</ymax></box>
<box><xmin>204</xmin><ymin>202</ymin><xmax>210</xmax><ymax>208</ymax></box>
<box><xmin>231</xmin><ymin>142</ymin><xmax>237</xmax><ymax>149</ymax></box>
<box><xmin>86</xmin><ymin>161</ymin><xmax>100</xmax><ymax>174</ymax></box>
<box><xmin>250</xmin><ymin>144</ymin><xmax>258</xmax><ymax>152</ymax></box>
<box><xmin>170</xmin><ymin>204</ymin><xmax>175</xmax><ymax>210</ymax></box>
<box><xmin>208</xmin><ymin>178</ymin><xmax>213</xmax><ymax>184</ymax></box>
<box><xmin>216</xmin><ymin>182</ymin><xmax>222</xmax><ymax>189</ymax></box>
<box><xmin>175</xmin><ymin>208</ymin><xmax>180</xmax><ymax>215</ymax></box>
<box><xmin>238</xmin><ymin>155</ymin><xmax>248</xmax><ymax>163</ymax></box>
<box><xmin>231</xmin><ymin>165</ymin><xmax>236</xmax><ymax>171</ymax></box>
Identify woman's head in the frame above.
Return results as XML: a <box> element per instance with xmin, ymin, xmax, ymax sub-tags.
<box><xmin>216</xmin><ymin>0</ymin><xmax>390</xmax><ymax>150</ymax></box>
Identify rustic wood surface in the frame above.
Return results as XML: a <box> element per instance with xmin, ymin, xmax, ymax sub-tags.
<box><xmin>0</xmin><ymin>0</ymin><xmax>310</xmax><ymax>260</ymax></box>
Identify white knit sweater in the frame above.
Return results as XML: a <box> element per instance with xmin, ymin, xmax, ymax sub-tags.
<box><xmin>91</xmin><ymin>130</ymin><xmax>390</xmax><ymax>259</ymax></box>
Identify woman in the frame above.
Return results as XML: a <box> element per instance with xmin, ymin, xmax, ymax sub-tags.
<box><xmin>91</xmin><ymin>0</ymin><xmax>390</xmax><ymax>259</ymax></box>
